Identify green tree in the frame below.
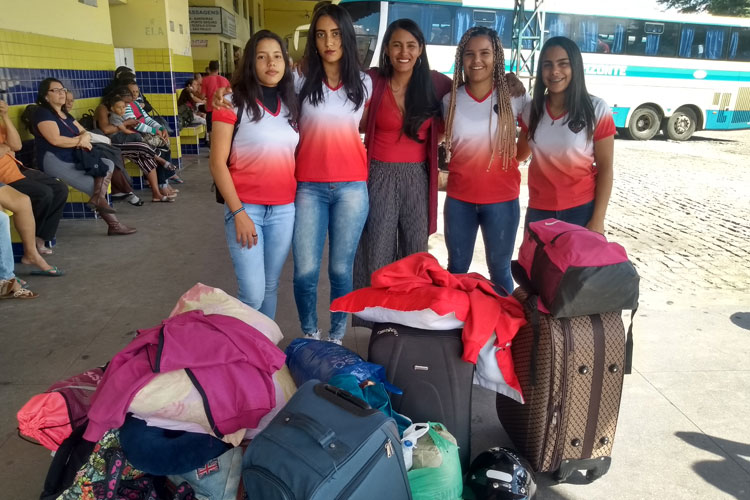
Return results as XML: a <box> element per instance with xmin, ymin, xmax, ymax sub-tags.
<box><xmin>658</xmin><ymin>0</ymin><xmax>750</xmax><ymax>16</ymax></box>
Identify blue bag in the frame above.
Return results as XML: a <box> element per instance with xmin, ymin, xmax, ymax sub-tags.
<box><xmin>242</xmin><ymin>380</ymin><xmax>412</xmax><ymax>500</ymax></box>
<box><xmin>329</xmin><ymin>374</ymin><xmax>412</xmax><ymax>436</ymax></box>
<box><xmin>285</xmin><ymin>338</ymin><xmax>401</xmax><ymax>394</ymax></box>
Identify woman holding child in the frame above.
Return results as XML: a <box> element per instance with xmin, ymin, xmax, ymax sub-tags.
<box><xmin>94</xmin><ymin>87</ymin><xmax>177</xmax><ymax>202</ymax></box>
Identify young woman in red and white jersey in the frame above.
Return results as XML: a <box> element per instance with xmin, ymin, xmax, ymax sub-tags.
<box><xmin>442</xmin><ymin>27</ymin><xmax>530</xmax><ymax>294</ymax></box>
<box><xmin>517</xmin><ymin>36</ymin><xmax>615</xmax><ymax>234</ymax></box>
<box><xmin>209</xmin><ymin>31</ymin><xmax>300</xmax><ymax>319</ymax></box>
<box><xmin>292</xmin><ymin>4</ymin><xmax>371</xmax><ymax>344</ymax></box>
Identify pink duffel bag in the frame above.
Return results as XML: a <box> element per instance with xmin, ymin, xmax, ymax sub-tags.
<box><xmin>17</xmin><ymin>367</ymin><xmax>104</xmax><ymax>450</ymax></box>
<box><xmin>513</xmin><ymin>218</ymin><xmax>639</xmax><ymax>318</ymax></box>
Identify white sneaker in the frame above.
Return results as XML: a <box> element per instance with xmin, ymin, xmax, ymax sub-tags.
<box><xmin>326</xmin><ymin>337</ymin><xmax>343</xmax><ymax>345</ymax></box>
<box><xmin>303</xmin><ymin>329</ymin><xmax>321</xmax><ymax>340</ymax></box>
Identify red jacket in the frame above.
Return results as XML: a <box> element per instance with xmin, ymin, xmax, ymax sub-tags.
<box><xmin>332</xmin><ymin>253</ymin><xmax>526</xmax><ymax>394</ymax></box>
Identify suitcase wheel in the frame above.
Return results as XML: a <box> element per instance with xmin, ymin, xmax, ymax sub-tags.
<box><xmin>553</xmin><ymin>456</ymin><xmax>611</xmax><ymax>483</ymax></box>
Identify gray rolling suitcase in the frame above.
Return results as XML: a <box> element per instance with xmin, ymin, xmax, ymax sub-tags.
<box><xmin>242</xmin><ymin>380</ymin><xmax>411</xmax><ymax>500</ymax></box>
<box><xmin>368</xmin><ymin>322</ymin><xmax>474</xmax><ymax>470</ymax></box>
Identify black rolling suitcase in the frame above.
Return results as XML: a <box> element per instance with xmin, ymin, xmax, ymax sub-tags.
<box><xmin>368</xmin><ymin>322</ymin><xmax>474</xmax><ymax>470</ymax></box>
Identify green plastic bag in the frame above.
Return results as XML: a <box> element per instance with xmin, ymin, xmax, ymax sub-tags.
<box><xmin>407</xmin><ymin>423</ymin><xmax>463</xmax><ymax>500</ymax></box>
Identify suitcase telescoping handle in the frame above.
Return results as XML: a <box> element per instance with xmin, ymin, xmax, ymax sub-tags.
<box><xmin>313</xmin><ymin>383</ymin><xmax>379</xmax><ymax>417</ymax></box>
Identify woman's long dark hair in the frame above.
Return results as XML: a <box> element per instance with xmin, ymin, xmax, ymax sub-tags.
<box><xmin>378</xmin><ymin>19</ymin><xmax>439</xmax><ymax>142</ymax></box>
<box><xmin>36</xmin><ymin>78</ymin><xmax>71</xmax><ymax>118</ymax></box>
<box><xmin>299</xmin><ymin>4</ymin><xmax>366</xmax><ymax>111</ymax></box>
<box><xmin>177</xmin><ymin>78</ymin><xmax>196</xmax><ymax>106</ymax></box>
<box><xmin>528</xmin><ymin>36</ymin><xmax>595</xmax><ymax>141</ymax></box>
<box><xmin>102</xmin><ymin>86</ymin><xmax>132</xmax><ymax>109</ymax></box>
<box><xmin>231</xmin><ymin>30</ymin><xmax>299</xmax><ymax>123</ymax></box>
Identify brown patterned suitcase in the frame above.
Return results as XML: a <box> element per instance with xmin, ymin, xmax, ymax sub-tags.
<box><xmin>496</xmin><ymin>287</ymin><xmax>626</xmax><ymax>481</ymax></box>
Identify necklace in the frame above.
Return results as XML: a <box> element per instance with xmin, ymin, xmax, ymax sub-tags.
<box><xmin>389</xmin><ymin>79</ymin><xmax>404</xmax><ymax>94</ymax></box>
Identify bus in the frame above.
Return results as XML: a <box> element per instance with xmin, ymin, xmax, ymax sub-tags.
<box><xmin>336</xmin><ymin>0</ymin><xmax>750</xmax><ymax>141</ymax></box>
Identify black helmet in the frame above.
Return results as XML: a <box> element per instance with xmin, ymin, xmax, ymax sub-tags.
<box><xmin>465</xmin><ymin>447</ymin><xmax>536</xmax><ymax>500</ymax></box>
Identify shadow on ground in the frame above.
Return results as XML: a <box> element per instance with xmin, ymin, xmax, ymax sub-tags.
<box><xmin>730</xmin><ymin>312</ymin><xmax>750</xmax><ymax>331</ymax></box>
<box><xmin>675</xmin><ymin>431</ymin><xmax>750</xmax><ymax>500</ymax></box>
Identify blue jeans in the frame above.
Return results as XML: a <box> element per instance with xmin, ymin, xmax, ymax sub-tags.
<box><xmin>292</xmin><ymin>182</ymin><xmax>369</xmax><ymax>340</ymax></box>
<box><xmin>525</xmin><ymin>200</ymin><xmax>595</xmax><ymax>228</ymax></box>
<box><xmin>224</xmin><ymin>202</ymin><xmax>295</xmax><ymax>319</ymax></box>
<box><xmin>444</xmin><ymin>196</ymin><xmax>520</xmax><ymax>294</ymax></box>
<box><xmin>0</xmin><ymin>211</ymin><xmax>14</xmax><ymax>281</ymax></box>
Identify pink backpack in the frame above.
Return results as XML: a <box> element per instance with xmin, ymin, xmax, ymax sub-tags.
<box><xmin>17</xmin><ymin>367</ymin><xmax>104</xmax><ymax>450</ymax></box>
<box><xmin>513</xmin><ymin>219</ymin><xmax>639</xmax><ymax>317</ymax></box>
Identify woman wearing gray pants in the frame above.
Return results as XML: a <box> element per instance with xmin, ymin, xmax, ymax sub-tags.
<box><xmin>28</xmin><ymin>78</ymin><xmax>135</xmax><ymax>236</ymax></box>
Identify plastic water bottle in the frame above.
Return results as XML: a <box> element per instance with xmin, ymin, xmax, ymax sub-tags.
<box><xmin>402</xmin><ymin>439</ymin><xmax>414</xmax><ymax>471</ymax></box>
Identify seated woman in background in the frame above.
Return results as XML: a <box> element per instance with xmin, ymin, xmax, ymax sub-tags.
<box><xmin>96</xmin><ymin>88</ymin><xmax>176</xmax><ymax>202</ymax></box>
<box><xmin>0</xmin><ymin>98</ymin><xmax>66</xmax><ymax>256</ymax></box>
<box><xmin>28</xmin><ymin>78</ymin><xmax>136</xmax><ymax>236</ymax></box>
<box><xmin>64</xmin><ymin>91</ymin><xmax>75</xmax><ymax>114</ymax></box>
<box><xmin>0</xmin><ymin>183</ymin><xmax>62</xmax><ymax>276</ymax></box>
<box><xmin>123</xmin><ymin>81</ymin><xmax>183</xmax><ymax>189</ymax></box>
<box><xmin>177</xmin><ymin>78</ymin><xmax>207</xmax><ymax>127</ymax></box>
<box><xmin>0</xmin><ymin>209</ymin><xmax>39</xmax><ymax>299</ymax></box>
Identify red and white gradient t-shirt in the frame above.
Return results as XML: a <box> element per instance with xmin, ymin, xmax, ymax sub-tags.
<box><xmin>212</xmin><ymin>93</ymin><xmax>299</xmax><ymax>205</ymax></box>
<box><xmin>294</xmin><ymin>73</ymin><xmax>372</xmax><ymax>182</ymax></box>
<box><xmin>441</xmin><ymin>86</ymin><xmax>530</xmax><ymax>204</ymax></box>
<box><xmin>518</xmin><ymin>96</ymin><xmax>615</xmax><ymax>211</ymax></box>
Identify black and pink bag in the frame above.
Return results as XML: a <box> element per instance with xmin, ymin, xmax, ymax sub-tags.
<box><xmin>512</xmin><ymin>219</ymin><xmax>639</xmax><ymax>318</ymax></box>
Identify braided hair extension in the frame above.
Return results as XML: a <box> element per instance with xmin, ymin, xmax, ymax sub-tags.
<box><xmin>443</xmin><ymin>27</ymin><xmax>516</xmax><ymax>171</ymax></box>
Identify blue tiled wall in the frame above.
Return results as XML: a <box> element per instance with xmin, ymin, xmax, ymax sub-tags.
<box><xmin>0</xmin><ymin>68</ymin><xmax>113</xmax><ymax>106</ymax></box>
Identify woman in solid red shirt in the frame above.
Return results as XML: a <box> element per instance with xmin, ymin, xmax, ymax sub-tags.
<box><xmin>353</xmin><ymin>19</ymin><xmax>451</xmax><ymax>294</ymax></box>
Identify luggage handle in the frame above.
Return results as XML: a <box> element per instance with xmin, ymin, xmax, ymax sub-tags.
<box><xmin>624</xmin><ymin>307</ymin><xmax>636</xmax><ymax>375</ymax></box>
<box><xmin>285</xmin><ymin>412</ymin><xmax>337</xmax><ymax>449</ymax></box>
<box><xmin>313</xmin><ymin>383</ymin><xmax>379</xmax><ymax>418</ymax></box>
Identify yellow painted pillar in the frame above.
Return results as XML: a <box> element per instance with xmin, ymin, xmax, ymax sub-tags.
<box><xmin>110</xmin><ymin>0</ymin><xmax>194</xmax><ymax>163</ymax></box>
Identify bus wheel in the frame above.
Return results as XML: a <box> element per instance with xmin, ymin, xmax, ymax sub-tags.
<box><xmin>628</xmin><ymin>106</ymin><xmax>661</xmax><ymax>140</ymax></box>
<box><xmin>663</xmin><ymin>107</ymin><xmax>697</xmax><ymax>141</ymax></box>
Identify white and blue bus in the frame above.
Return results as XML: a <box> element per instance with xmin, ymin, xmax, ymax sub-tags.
<box><xmin>337</xmin><ymin>0</ymin><xmax>750</xmax><ymax>141</ymax></box>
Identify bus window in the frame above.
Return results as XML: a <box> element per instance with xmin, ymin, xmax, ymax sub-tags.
<box><xmin>626</xmin><ymin>19</ymin><xmax>678</xmax><ymax>57</ymax></box>
<box><xmin>729</xmin><ymin>27</ymin><xmax>750</xmax><ymax>61</ymax></box>
<box><xmin>454</xmin><ymin>8</ymin><xmax>512</xmax><ymax>46</ymax></box>
<box><xmin>339</xmin><ymin>1</ymin><xmax>380</xmax><ymax>67</ymax></box>
<box><xmin>429</xmin><ymin>6</ymin><xmax>453</xmax><ymax>45</ymax></box>
<box><xmin>592</xmin><ymin>19</ymin><xmax>628</xmax><ymax>54</ymax></box>
<box><xmin>574</xmin><ymin>17</ymin><xmax>600</xmax><ymax>53</ymax></box>
<box><xmin>679</xmin><ymin>25</ymin><xmax>728</xmax><ymax>59</ymax></box>
<box><xmin>547</xmin><ymin>14</ymin><xmax>572</xmax><ymax>38</ymax></box>
<box><xmin>388</xmin><ymin>3</ymin><xmax>455</xmax><ymax>46</ymax></box>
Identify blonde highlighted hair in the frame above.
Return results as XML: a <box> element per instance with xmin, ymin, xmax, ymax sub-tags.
<box><xmin>443</xmin><ymin>27</ymin><xmax>516</xmax><ymax>170</ymax></box>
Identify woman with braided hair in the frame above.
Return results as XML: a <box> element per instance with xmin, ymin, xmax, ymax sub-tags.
<box><xmin>442</xmin><ymin>27</ymin><xmax>530</xmax><ymax>294</ymax></box>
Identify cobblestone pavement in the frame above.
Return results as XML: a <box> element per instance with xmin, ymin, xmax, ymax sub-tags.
<box><xmin>430</xmin><ymin>129</ymin><xmax>750</xmax><ymax>299</ymax></box>
<box><xmin>606</xmin><ymin>131</ymin><xmax>750</xmax><ymax>297</ymax></box>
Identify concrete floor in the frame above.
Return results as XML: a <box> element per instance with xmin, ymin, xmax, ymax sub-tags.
<box><xmin>1</xmin><ymin>149</ymin><xmax>748</xmax><ymax>499</ymax></box>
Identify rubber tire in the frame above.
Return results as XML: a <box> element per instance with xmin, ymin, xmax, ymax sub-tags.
<box><xmin>663</xmin><ymin>107</ymin><xmax>697</xmax><ymax>141</ymax></box>
<box><xmin>627</xmin><ymin>106</ymin><xmax>661</xmax><ymax>141</ymax></box>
